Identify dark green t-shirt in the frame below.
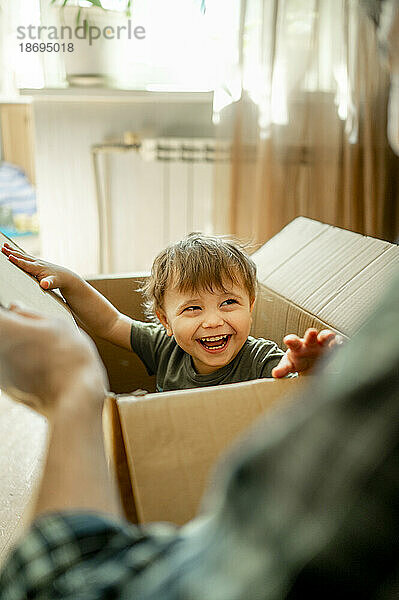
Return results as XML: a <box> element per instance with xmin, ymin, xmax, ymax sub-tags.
<box><xmin>130</xmin><ymin>320</ymin><xmax>285</xmax><ymax>392</ymax></box>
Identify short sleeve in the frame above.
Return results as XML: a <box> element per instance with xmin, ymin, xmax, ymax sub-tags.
<box><xmin>258</xmin><ymin>347</ymin><xmax>285</xmax><ymax>378</ymax></box>
<box><xmin>257</xmin><ymin>342</ymin><xmax>297</xmax><ymax>379</ymax></box>
<box><xmin>0</xmin><ymin>512</ymin><xmax>179</xmax><ymax>600</ymax></box>
<box><xmin>130</xmin><ymin>320</ymin><xmax>170</xmax><ymax>375</ymax></box>
<box><xmin>245</xmin><ymin>337</ymin><xmax>286</xmax><ymax>378</ymax></box>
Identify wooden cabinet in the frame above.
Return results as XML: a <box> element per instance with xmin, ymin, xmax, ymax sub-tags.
<box><xmin>0</xmin><ymin>103</ymin><xmax>36</xmax><ymax>185</ymax></box>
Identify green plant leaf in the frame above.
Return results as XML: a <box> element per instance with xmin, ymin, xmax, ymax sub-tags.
<box><xmin>87</xmin><ymin>0</ymin><xmax>104</xmax><ymax>8</ymax></box>
<box><xmin>53</xmin><ymin>0</ymin><xmax>128</xmax><ymax>15</ymax></box>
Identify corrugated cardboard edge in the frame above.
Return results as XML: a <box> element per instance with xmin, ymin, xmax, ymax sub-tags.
<box><xmin>0</xmin><ymin>231</ymin><xmax>74</xmax><ymax>320</ymax></box>
<box><xmin>115</xmin><ymin>396</ymin><xmax>147</xmax><ymax>523</ymax></box>
<box><xmin>252</xmin><ymin>286</ymin><xmax>348</xmax><ymax>347</ymax></box>
<box><xmin>86</xmin><ymin>274</ymin><xmax>156</xmax><ymax>394</ymax></box>
<box><xmin>253</xmin><ymin>218</ymin><xmax>399</xmax><ymax>338</ymax></box>
<box><xmin>102</xmin><ymin>394</ymin><xmax>138</xmax><ymax>523</ymax></box>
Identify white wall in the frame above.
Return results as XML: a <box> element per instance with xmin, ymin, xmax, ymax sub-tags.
<box><xmin>31</xmin><ymin>95</ymin><xmax>214</xmax><ymax>276</ymax></box>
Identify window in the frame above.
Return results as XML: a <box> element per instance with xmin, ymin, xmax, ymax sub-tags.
<box><xmin>0</xmin><ymin>0</ymin><xmax>241</xmax><ymax>93</ymax></box>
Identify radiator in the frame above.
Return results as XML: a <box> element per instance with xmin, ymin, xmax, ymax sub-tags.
<box><xmin>92</xmin><ymin>137</ymin><xmax>230</xmax><ymax>274</ymax></box>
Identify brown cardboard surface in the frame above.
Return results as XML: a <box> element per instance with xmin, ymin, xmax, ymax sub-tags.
<box><xmin>252</xmin><ymin>217</ymin><xmax>326</xmax><ymax>281</ymax></box>
<box><xmin>111</xmin><ymin>218</ymin><xmax>398</xmax><ymax>526</ymax></box>
<box><xmin>87</xmin><ymin>274</ymin><xmax>155</xmax><ymax>394</ymax></box>
<box><xmin>0</xmin><ymin>232</ymin><xmax>74</xmax><ymax>322</ymax></box>
<box><xmin>102</xmin><ymin>395</ymin><xmax>138</xmax><ymax>523</ymax></box>
<box><xmin>252</xmin><ymin>219</ymin><xmax>399</xmax><ymax>337</ymax></box>
<box><xmin>118</xmin><ymin>377</ymin><xmax>305</xmax><ymax>525</ymax></box>
<box><xmin>250</xmin><ymin>288</ymin><xmax>345</xmax><ymax>349</ymax></box>
<box><xmin>318</xmin><ymin>246</ymin><xmax>399</xmax><ymax>332</ymax></box>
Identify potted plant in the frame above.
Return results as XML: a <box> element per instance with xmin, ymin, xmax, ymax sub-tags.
<box><xmin>43</xmin><ymin>0</ymin><xmax>206</xmax><ymax>88</ymax></box>
<box><xmin>50</xmin><ymin>0</ymin><xmax>132</xmax><ymax>23</ymax></box>
<box><xmin>46</xmin><ymin>0</ymin><xmax>132</xmax><ymax>87</ymax></box>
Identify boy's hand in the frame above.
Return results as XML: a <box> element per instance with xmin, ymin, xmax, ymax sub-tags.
<box><xmin>1</xmin><ymin>242</ymin><xmax>76</xmax><ymax>291</ymax></box>
<box><xmin>272</xmin><ymin>328</ymin><xmax>338</xmax><ymax>378</ymax></box>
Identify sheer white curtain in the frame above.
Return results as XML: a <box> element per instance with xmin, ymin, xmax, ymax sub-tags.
<box><xmin>213</xmin><ymin>0</ymin><xmax>399</xmax><ymax>244</ymax></box>
<box><xmin>0</xmin><ymin>1</ymin><xmax>17</xmax><ymax>97</ymax></box>
<box><xmin>0</xmin><ymin>0</ymin><xmax>44</xmax><ymax>96</ymax></box>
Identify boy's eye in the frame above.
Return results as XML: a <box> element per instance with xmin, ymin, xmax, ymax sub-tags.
<box><xmin>183</xmin><ymin>306</ymin><xmax>201</xmax><ymax>312</ymax></box>
<box><xmin>222</xmin><ymin>298</ymin><xmax>238</xmax><ymax>306</ymax></box>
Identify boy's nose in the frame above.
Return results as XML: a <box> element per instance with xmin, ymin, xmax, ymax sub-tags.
<box><xmin>202</xmin><ymin>311</ymin><xmax>224</xmax><ymax>328</ymax></box>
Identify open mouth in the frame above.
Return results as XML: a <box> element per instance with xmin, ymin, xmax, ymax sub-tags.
<box><xmin>197</xmin><ymin>334</ymin><xmax>231</xmax><ymax>352</ymax></box>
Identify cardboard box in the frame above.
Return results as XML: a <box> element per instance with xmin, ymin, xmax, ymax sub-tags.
<box><xmin>0</xmin><ymin>219</ymin><xmax>398</xmax><ymax>532</ymax></box>
<box><xmin>0</xmin><ymin>232</ymin><xmax>73</xmax><ymax>322</ymax></box>
<box><xmin>115</xmin><ymin>378</ymin><xmax>302</xmax><ymax>525</ymax></box>
<box><xmin>97</xmin><ymin>217</ymin><xmax>399</xmax><ymax>525</ymax></box>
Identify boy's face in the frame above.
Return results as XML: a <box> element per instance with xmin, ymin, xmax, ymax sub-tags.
<box><xmin>157</xmin><ymin>279</ymin><xmax>255</xmax><ymax>375</ymax></box>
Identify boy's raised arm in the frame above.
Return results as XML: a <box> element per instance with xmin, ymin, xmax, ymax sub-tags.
<box><xmin>1</xmin><ymin>243</ymin><xmax>133</xmax><ymax>351</ymax></box>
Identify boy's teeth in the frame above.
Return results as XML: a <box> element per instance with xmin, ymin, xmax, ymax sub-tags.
<box><xmin>199</xmin><ymin>334</ymin><xmax>230</xmax><ymax>350</ymax></box>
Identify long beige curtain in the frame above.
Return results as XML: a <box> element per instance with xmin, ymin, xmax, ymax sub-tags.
<box><xmin>213</xmin><ymin>0</ymin><xmax>399</xmax><ymax>245</ymax></box>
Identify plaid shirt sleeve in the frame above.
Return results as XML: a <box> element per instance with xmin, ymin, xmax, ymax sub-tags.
<box><xmin>0</xmin><ymin>512</ymin><xmax>180</xmax><ymax>600</ymax></box>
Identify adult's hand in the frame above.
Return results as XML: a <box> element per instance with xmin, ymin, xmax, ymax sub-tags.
<box><xmin>0</xmin><ymin>304</ymin><xmax>108</xmax><ymax>417</ymax></box>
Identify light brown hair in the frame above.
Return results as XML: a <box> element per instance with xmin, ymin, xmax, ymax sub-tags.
<box><xmin>140</xmin><ymin>232</ymin><xmax>257</xmax><ymax>320</ymax></box>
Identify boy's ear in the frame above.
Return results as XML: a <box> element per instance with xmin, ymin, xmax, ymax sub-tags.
<box><xmin>156</xmin><ymin>309</ymin><xmax>173</xmax><ymax>336</ymax></box>
<box><xmin>250</xmin><ymin>297</ymin><xmax>256</xmax><ymax>313</ymax></box>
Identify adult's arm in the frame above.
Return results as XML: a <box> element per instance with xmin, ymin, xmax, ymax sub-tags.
<box><xmin>0</xmin><ymin>305</ymin><xmax>120</xmax><ymax>519</ymax></box>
